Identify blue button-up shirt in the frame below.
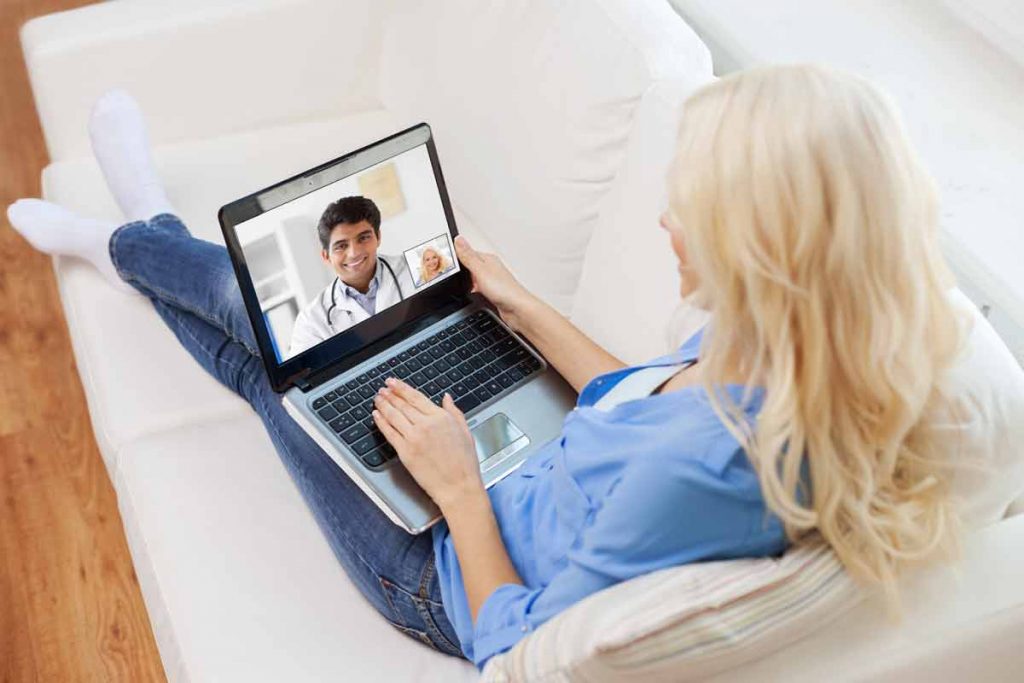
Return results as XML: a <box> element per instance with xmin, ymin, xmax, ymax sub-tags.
<box><xmin>431</xmin><ymin>329</ymin><xmax>787</xmax><ymax>669</ymax></box>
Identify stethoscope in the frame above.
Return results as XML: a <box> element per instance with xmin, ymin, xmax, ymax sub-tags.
<box><xmin>323</xmin><ymin>257</ymin><xmax>404</xmax><ymax>327</ymax></box>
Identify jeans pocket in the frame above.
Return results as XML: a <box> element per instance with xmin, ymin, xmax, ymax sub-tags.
<box><xmin>378</xmin><ymin>576</ymin><xmax>463</xmax><ymax>657</ymax></box>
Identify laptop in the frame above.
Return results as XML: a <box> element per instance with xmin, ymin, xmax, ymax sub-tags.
<box><xmin>219</xmin><ymin>123</ymin><xmax>577</xmax><ymax>533</ymax></box>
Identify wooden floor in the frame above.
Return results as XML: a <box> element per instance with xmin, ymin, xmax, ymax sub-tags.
<box><xmin>0</xmin><ymin>1</ymin><xmax>167</xmax><ymax>681</ymax></box>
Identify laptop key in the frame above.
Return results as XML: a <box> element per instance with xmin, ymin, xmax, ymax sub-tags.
<box><xmin>341</xmin><ymin>422</ymin><xmax>369</xmax><ymax>443</ymax></box>
<box><xmin>422</xmin><ymin>365</ymin><xmax>440</xmax><ymax>379</ymax></box>
<box><xmin>329</xmin><ymin>414</ymin><xmax>356</xmax><ymax>432</ymax></box>
<box><xmin>324</xmin><ymin>391</ymin><xmax>339</xmax><ymax>402</ymax></box>
<box><xmin>344</xmin><ymin>391</ymin><xmax>362</xmax><ymax>407</ymax></box>
<box><xmin>312</xmin><ymin>397</ymin><xmax>327</xmax><ymax>410</ymax></box>
<box><xmin>472</xmin><ymin>370</ymin><xmax>490</xmax><ymax>385</ymax></box>
<box><xmin>454</xmin><ymin>394</ymin><xmax>480</xmax><ymax>413</ymax></box>
<box><xmin>473</xmin><ymin>387</ymin><xmax>492</xmax><ymax>402</ymax></box>
<box><xmin>345</xmin><ymin>379</ymin><xmax>360</xmax><ymax>391</ymax></box>
<box><xmin>317</xmin><ymin>405</ymin><xmax>339</xmax><ymax>421</ymax></box>
<box><xmin>463</xmin><ymin>374</ymin><xmax>480</xmax><ymax>389</ymax></box>
<box><xmin>352</xmin><ymin>432</ymin><xmax>386</xmax><ymax>456</ymax></box>
<box><xmin>451</xmin><ymin>382</ymin><xmax>470</xmax><ymax>397</ymax></box>
<box><xmin>496</xmin><ymin>373</ymin><xmax>515</xmax><ymax>389</ymax></box>
<box><xmin>444</xmin><ymin>369</ymin><xmax>464</xmax><ymax>383</ymax></box>
<box><xmin>350</xmin><ymin>405</ymin><xmax>369</xmax><ymax>421</ymax></box>
<box><xmin>433</xmin><ymin>358</ymin><xmax>451</xmax><ymax>372</ymax></box>
<box><xmin>358</xmin><ymin>385</ymin><xmax>375</xmax><ymax>399</ymax></box>
<box><xmin>484</xmin><ymin>379</ymin><xmax>502</xmax><ymax>395</ymax></box>
<box><xmin>367</xmin><ymin>367</ymin><xmax>381</xmax><ymax>379</ymax></box>
<box><xmin>376</xmin><ymin>362</ymin><xmax>390</xmax><ymax>374</ymax></box>
<box><xmin>361</xmin><ymin>448</ymin><xmax>385</xmax><ymax>467</ymax></box>
<box><xmin>422</xmin><ymin>380</ymin><xmax>442</xmax><ymax>396</ymax></box>
<box><xmin>409</xmin><ymin>371</ymin><xmax>428</xmax><ymax>386</ymax></box>
<box><xmin>429</xmin><ymin>347</ymin><xmax>445</xmax><ymax>360</ymax></box>
<box><xmin>397</xmin><ymin>350</ymin><xmax>411</xmax><ymax>362</ymax></box>
<box><xmin>394</xmin><ymin>364</ymin><xmax>413</xmax><ymax>379</ymax></box>
<box><xmin>405</xmin><ymin>357</ymin><xmax>423</xmax><ymax>371</ymax></box>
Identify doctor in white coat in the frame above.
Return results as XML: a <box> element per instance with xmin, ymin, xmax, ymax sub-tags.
<box><xmin>288</xmin><ymin>196</ymin><xmax>415</xmax><ymax>358</ymax></box>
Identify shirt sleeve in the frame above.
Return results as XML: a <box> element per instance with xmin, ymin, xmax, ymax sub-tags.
<box><xmin>469</xmin><ymin>457</ymin><xmax>765</xmax><ymax>668</ymax></box>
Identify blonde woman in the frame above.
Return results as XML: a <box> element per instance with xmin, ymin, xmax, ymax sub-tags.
<box><xmin>418</xmin><ymin>245</ymin><xmax>450</xmax><ymax>284</ymax></box>
<box><xmin>7</xmin><ymin>65</ymin><xmax>970</xmax><ymax>670</ymax></box>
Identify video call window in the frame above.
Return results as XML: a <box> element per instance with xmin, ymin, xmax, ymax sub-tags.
<box><xmin>234</xmin><ymin>144</ymin><xmax>461</xmax><ymax>363</ymax></box>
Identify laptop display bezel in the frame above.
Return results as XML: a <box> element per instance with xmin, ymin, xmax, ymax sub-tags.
<box><xmin>218</xmin><ymin>123</ymin><xmax>472</xmax><ymax>393</ymax></box>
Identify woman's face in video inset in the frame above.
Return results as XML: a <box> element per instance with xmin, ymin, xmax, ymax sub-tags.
<box><xmin>323</xmin><ymin>221</ymin><xmax>379</xmax><ymax>284</ymax></box>
<box><xmin>423</xmin><ymin>248</ymin><xmax>441</xmax><ymax>273</ymax></box>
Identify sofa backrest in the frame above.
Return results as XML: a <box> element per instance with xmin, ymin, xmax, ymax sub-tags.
<box><xmin>569</xmin><ymin>77</ymin><xmax>711</xmax><ymax>364</ymax></box>
<box><xmin>378</xmin><ymin>0</ymin><xmax>712</xmax><ymax>314</ymax></box>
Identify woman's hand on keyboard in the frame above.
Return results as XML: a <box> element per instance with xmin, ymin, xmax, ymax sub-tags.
<box><xmin>454</xmin><ymin>235</ymin><xmax>534</xmax><ymax>332</ymax></box>
<box><xmin>372</xmin><ymin>376</ymin><xmax>485</xmax><ymax>513</ymax></box>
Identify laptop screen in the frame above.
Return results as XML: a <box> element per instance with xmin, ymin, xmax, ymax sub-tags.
<box><xmin>232</xmin><ymin>134</ymin><xmax>462</xmax><ymax>366</ymax></box>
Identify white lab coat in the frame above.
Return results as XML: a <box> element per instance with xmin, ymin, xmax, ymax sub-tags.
<box><xmin>288</xmin><ymin>254</ymin><xmax>414</xmax><ymax>358</ymax></box>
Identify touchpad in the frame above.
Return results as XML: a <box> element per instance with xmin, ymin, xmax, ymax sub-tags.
<box><xmin>471</xmin><ymin>413</ymin><xmax>530</xmax><ymax>470</ymax></box>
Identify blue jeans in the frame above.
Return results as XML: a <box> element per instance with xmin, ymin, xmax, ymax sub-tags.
<box><xmin>108</xmin><ymin>214</ymin><xmax>465</xmax><ymax>659</ymax></box>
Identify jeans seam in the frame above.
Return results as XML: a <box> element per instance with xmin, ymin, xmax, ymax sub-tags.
<box><xmin>110</xmin><ymin>218</ymin><xmax>261</xmax><ymax>356</ymax></box>
<box><xmin>415</xmin><ymin>554</ymin><xmax>462</xmax><ymax>655</ymax></box>
<box><xmin>163</xmin><ymin>305</ymin><xmax>250</xmax><ymax>381</ymax></box>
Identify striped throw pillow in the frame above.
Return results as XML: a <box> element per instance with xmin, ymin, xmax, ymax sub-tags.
<box><xmin>481</xmin><ymin>539</ymin><xmax>861</xmax><ymax>682</ymax></box>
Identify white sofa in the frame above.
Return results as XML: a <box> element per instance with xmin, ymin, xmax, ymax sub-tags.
<box><xmin>20</xmin><ymin>1</ymin><xmax>1024</xmax><ymax>681</ymax></box>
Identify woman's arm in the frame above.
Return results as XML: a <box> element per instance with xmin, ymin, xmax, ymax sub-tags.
<box><xmin>443</xmin><ymin>488</ymin><xmax>522</xmax><ymax>622</ymax></box>
<box><xmin>510</xmin><ymin>295</ymin><xmax>625</xmax><ymax>394</ymax></box>
<box><xmin>371</xmin><ymin>378</ymin><xmax>522</xmax><ymax>620</ymax></box>
<box><xmin>454</xmin><ymin>236</ymin><xmax>625</xmax><ymax>393</ymax></box>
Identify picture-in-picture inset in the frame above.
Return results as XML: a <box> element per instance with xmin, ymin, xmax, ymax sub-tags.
<box><xmin>405</xmin><ymin>233</ymin><xmax>457</xmax><ymax>290</ymax></box>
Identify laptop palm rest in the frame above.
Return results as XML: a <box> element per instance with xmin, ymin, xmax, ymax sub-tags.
<box><xmin>473</xmin><ymin>413</ymin><xmax>530</xmax><ymax>478</ymax></box>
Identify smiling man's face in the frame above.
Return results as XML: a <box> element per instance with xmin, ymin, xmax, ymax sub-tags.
<box><xmin>322</xmin><ymin>220</ymin><xmax>380</xmax><ymax>292</ymax></box>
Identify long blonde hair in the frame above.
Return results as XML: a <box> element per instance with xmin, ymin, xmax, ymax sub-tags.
<box><xmin>419</xmin><ymin>246</ymin><xmax>450</xmax><ymax>283</ymax></box>
<box><xmin>668</xmin><ymin>65</ymin><xmax>964</xmax><ymax>603</ymax></box>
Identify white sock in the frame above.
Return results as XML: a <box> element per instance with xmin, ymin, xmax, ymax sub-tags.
<box><xmin>6</xmin><ymin>199</ymin><xmax>135</xmax><ymax>294</ymax></box>
<box><xmin>88</xmin><ymin>89</ymin><xmax>176</xmax><ymax>223</ymax></box>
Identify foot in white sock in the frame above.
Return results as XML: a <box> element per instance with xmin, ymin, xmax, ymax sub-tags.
<box><xmin>89</xmin><ymin>89</ymin><xmax>176</xmax><ymax>223</ymax></box>
<box><xmin>6</xmin><ymin>199</ymin><xmax>136</xmax><ymax>294</ymax></box>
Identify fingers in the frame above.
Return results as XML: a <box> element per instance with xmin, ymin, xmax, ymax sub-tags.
<box><xmin>373</xmin><ymin>390</ymin><xmax>416</xmax><ymax>436</ymax></box>
<box><xmin>454</xmin><ymin>235</ymin><xmax>480</xmax><ymax>269</ymax></box>
<box><xmin>384</xmin><ymin>377</ymin><xmax>435</xmax><ymax>414</ymax></box>
<box><xmin>372</xmin><ymin>407</ymin><xmax>406</xmax><ymax>448</ymax></box>
<box><xmin>441</xmin><ymin>393</ymin><xmax>473</xmax><ymax>438</ymax></box>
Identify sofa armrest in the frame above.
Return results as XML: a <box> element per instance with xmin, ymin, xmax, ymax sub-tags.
<box><xmin>21</xmin><ymin>0</ymin><xmax>393</xmax><ymax>162</ymax></box>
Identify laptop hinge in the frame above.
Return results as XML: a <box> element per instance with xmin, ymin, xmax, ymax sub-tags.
<box><xmin>293</xmin><ymin>375</ymin><xmax>314</xmax><ymax>393</ymax></box>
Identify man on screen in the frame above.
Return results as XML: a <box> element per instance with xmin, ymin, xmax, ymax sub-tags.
<box><xmin>288</xmin><ymin>196</ymin><xmax>414</xmax><ymax>357</ymax></box>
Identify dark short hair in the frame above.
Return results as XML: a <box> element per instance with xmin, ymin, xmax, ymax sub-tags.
<box><xmin>317</xmin><ymin>196</ymin><xmax>381</xmax><ymax>249</ymax></box>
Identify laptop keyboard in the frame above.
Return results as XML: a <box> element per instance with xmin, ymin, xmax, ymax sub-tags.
<box><xmin>308</xmin><ymin>310</ymin><xmax>543</xmax><ymax>471</ymax></box>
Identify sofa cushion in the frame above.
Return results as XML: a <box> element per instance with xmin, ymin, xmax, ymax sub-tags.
<box><xmin>379</xmin><ymin>0</ymin><xmax>712</xmax><ymax>314</ymax></box>
<box><xmin>482</xmin><ymin>513</ymin><xmax>1024</xmax><ymax>683</ymax></box>
<box><xmin>41</xmin><ymin>108</ymin><xmax>500</xmax><ymax>474</ymax></box>
<box><xmin>482</xmin><ymin>539</ymin><xmax>861</xmax><ymax>682</ymax></box>
<box><xmin>115</xmin><ymin>414</ymin><xmax>479</xmax><ymax>683</ymax></box>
